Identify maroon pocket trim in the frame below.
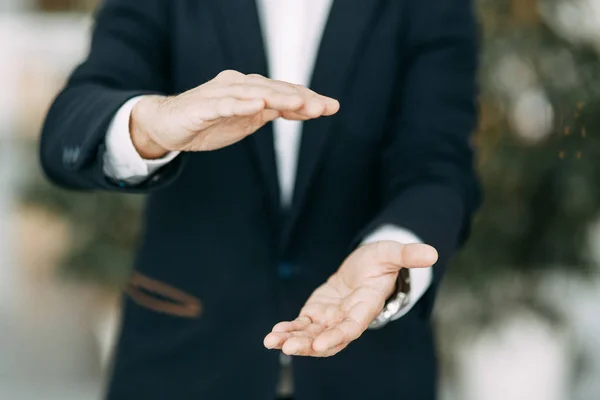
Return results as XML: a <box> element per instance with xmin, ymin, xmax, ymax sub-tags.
<box><xmin>126</xmin><ymin>272</ymin><xmax>202</xmax><ymax>318</ymax></box>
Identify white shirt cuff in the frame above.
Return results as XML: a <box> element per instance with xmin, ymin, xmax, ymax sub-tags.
<box><xmin>103</xmin><ymin>96</ymin><xmax>180</xmax><ymax>186</ymax></box>
<box><xmin>361</xmin><ymin>224</ymin><xmax>433</xmax><ymax>321</ymax></box>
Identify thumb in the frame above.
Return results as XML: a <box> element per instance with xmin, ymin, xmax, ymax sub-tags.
<box><xmin>371</xmin><ymin>241</ymin><xmax>438</xmax><ymax>269</ymax></box>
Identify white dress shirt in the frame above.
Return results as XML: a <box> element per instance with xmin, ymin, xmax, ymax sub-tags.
<box><xmin>102</xmin><ymin>0</ymin><xmax>431</xmax><ymax>322</ymax></box>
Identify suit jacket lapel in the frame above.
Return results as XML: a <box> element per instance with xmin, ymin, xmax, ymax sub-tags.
<box><xmin>211</xmin><ymin>0</ymin><xmax>281</xmax><ymax>216</ymax></box>
<box><xmin>282</xmin><ymin>0</ymin><xmax>388</xmax><ymax>248</ymax></box>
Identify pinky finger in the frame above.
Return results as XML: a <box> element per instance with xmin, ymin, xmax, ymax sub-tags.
<box><xmin>319</xmin><ymin>342</ymin><xmax>348</xmax><ymax>358</ymax></box>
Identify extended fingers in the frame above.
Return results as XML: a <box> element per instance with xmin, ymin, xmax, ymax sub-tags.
<box><xmin>272</xmin><ymin>316</ymin><xmax>312</xmax><ymax>333</ymax></box>
<box><xmin>312</xmin><ymin>301</ymin><xmax>372</xmax><ymax>352</ymax></box>
<box><xmin>267</xmin><ymin>303</ymin><xmax>373</xmax><ymax>356</ymax></box>
<box><xmin>264</xmin><ymin>329</ymin><xmax>316</xmax><ymax>350</ymax></box>
<box><xmin>205</xmin><ymin>73</ymin><xmax>339</xmax><ymax>118</ymax></box>
<box><xmin>291</xmin><ymin>84</ymin><xmax>340</xmax><ymax>116</ymax></box>
<box><xmin>208</xmin><ymin>84</ymin><xmax>304</xmax><ymax>110</ymax></box>
<box><xmin>268</xmin><ymin>332</ymin><xmax>348</xmax><ymax>357</ymax></box>
<box><xmin>246</xmin><ymin>74</ymin><xmax>338</xmax><ymax>112</ymax></box>
<box><xmin>264</xmin><ymin>320</ymin><xmax>325</xmax><ymax>354</ymax></box>
<box><xmin>263</xmin><ymin>331</ymin><xmax>294</xmax><ymax>350</ymax></box>
<box><xmin>265</xmin><ymin>316</ymin><xmax>321</xmax><ymax>350</ymax></box>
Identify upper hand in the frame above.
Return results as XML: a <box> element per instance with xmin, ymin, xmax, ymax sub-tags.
<box><xmin>129</xmin><ymin>70</ymin><xmax>340</xmax><ymax>158</ymax></box>
<box><xmin>263</xmin><ymin>241</ymin><xmax>438</xmax><ymax>357</ymax></box>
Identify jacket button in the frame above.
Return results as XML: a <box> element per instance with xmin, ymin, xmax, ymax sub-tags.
<box><xmin>62</xmin><ymin>147</ymin><xmax>80</xmax><ymax>165</ymax></box>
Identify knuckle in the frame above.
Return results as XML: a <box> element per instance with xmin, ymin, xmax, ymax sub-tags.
<box><xmin>216</xmin><ymin>69</ymin><xmax>243</xmax><ymax>80</ymax></box>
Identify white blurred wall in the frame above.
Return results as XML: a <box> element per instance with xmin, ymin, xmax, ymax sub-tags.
<box><xmin>0</xmin><ymin>0</ymin><xmax>35</xmax><ymax>13</ymax></box>
<box><xmin>0</xmin><ymin>13</ymin><xmax>104</xmax><ymax>400</ymax></box>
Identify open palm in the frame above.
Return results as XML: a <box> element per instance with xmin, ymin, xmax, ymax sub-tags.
<box><xmin>264</xmin><ymin>241</ymin><xmax>438</xmax><ymax>357</ymax></box>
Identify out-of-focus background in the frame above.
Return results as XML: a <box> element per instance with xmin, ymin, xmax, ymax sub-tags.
<box><xmin>2</xmin><ymin>0</ymin><xmax>600</xmax><ymax>399</ymax></box>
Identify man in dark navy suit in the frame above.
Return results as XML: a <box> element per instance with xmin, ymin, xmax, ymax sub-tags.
<box><xmin>40</xmin><ymin>0</ymin><xmax>481</xmax><ymax>398</ymax></box>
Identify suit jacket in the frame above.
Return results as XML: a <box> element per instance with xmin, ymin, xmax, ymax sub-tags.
<box><xmin>40</xmin><ymin>0</ymin><xmax>481</xmax><ymax>399</ymax></box>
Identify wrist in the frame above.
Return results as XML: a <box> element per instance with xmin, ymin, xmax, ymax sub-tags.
<box><xmin>130</xmin><ymin>96</ymin><xmax>170</xmax><ymax>159</ymax></box>
<box><xmin>369</xmin><ymin>269</ymin><xmax>411</xmax><ymax>329</ymax></box>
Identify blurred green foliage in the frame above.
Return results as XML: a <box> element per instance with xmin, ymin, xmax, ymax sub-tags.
<box><xmin>450</xmin><ymin>0</ymin><xmax>600</xmax><ymax>286</ymax></box>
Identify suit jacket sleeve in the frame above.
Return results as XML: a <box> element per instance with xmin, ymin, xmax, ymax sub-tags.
<box><xmin>356</xmin><ymin>0</ymin><xmax>482</xmax><ymax>308</ymax></box>
<box><xmin>40</xmin><ymin>0</ymin><xmax>182</xmax><ymax>192</ymax></box>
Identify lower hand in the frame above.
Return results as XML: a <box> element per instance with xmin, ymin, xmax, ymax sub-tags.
<box><xmin>129</xmin><ymin>70</ymin><xmax>340</xmax><ymax>158</ymax></box>
<box><xmin>264</xmin><ymin>241</ymin><xmax>438</xmax><ymax>357</ymax></box>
